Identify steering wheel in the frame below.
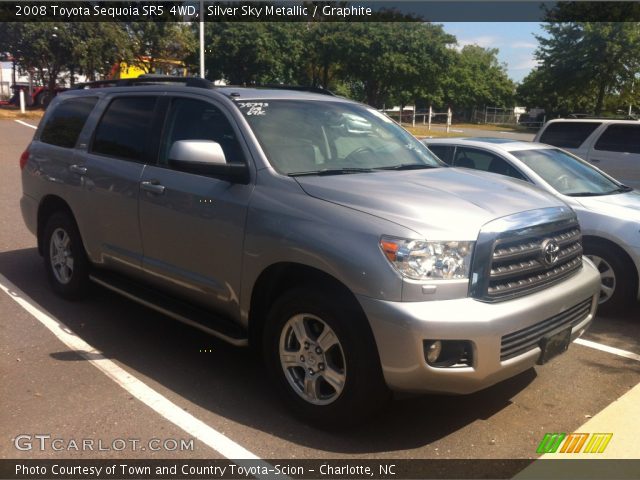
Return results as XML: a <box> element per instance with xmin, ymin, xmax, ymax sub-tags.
<box><xmin>343</xmin><ymin>146</ymin><xmax>374</xmax><ymax>164</ymax></box>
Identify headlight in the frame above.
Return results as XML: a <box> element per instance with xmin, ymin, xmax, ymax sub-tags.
<box><xmin>380</xmin><ymin>236</ymin><xmax>474</xmax><ymax>280</ymax></box>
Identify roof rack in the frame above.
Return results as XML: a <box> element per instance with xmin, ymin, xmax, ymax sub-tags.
<box><xmin>566</xmin><ymin>113</ymin><xmax>638</xmax><ymax>120</ymax></box>
<box><xmin>72</xmin><ymin>75</ymin><xmax>213</xmax><ymax>90</ymax></box>
<box><xmin>226</xmin><ymin>84</ymin><xmax>335</xmax><ymax>96</ymax></box>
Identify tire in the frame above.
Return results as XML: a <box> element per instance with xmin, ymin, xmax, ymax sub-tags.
<box><xmin>584</xmin><ymin>241</ymin><xmax>636</xmax><ymax>315</ymax></box>
<box><xmin>43</xmin><ymin>211</ymin><xmax>90</xmax><ymax>300</ymax></box>
<box><xmin>263</xmin><ymin>288</ymin><xmax>390</xmax><ymax>426</ymax></box>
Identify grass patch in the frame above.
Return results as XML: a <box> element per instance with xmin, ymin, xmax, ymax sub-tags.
<box><xmin>0</xmin><ymin>107</ymin><xmax>45</xmax><ymax>120</ymax></box>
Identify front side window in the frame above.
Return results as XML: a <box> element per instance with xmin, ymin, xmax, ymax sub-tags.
<box><xmin>512</xmin><ymin>148</ymin><xmax>624</xmax><ymax>196</ymax></box>
<box><xmin>539</xmin><ymin>122</ymin><xmax>601</xmax><ymax>149</ymax></box>
<box><xmin>238</xmin><ymin>100</ymin><xmax>442</xmax><ymax>175</ymax></box>
<box><xmin>40</xmin><ymin>96</ymin><xmax>98</xmax><ymax>148</ymax></box>
<box><xmin>594</xmin><ymin>124</ymin><xmax>640</xmax><ymax>154</ymax></box>
<box><xmin>159</xmin><ymin>98</ymin><xmax>245</xmax><ymax>166</ymax></box>
<box><xmin>91</xmin><ymin>97</ymin><xmax>156</xmax><ymax>162</ymax></box>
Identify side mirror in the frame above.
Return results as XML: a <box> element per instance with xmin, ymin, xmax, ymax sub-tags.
<box><xmin>168</xmin><ymin>140</ymin><xmax>248</xmax><ymax>183</ymax></box>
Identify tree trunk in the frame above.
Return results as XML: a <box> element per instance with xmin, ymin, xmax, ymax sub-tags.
<box><xmin>594</xmin><ymin>80</ymin><xmax>606</xmax><ymax>116</ymax></box>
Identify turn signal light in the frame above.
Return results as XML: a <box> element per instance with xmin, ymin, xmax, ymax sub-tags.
<box><xmin>19</xmin><ymin>149</ymin><xmax>30</xmax><ymax>170</ymax></box>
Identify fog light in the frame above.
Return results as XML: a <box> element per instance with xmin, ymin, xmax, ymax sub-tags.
<box><xmin>425</xmin><ymin>340</ymin><xmax>442</xmax><ymax>364</ymax></box>
<box><xmin>424</xmin><ymin>340</ymin><xmax>473</xmax><ymax>367</ymax></box>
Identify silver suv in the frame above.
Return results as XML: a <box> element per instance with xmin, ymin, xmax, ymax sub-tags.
<box><xmin>20</xmin><ymin>77</ymin><xmax>600</xmax><ymax>424</ymax></box>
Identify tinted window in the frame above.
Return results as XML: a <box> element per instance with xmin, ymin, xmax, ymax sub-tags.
<box><xmin>92</xmin><ymin>97</ymin><xmax>156</xmax><ymax>162</ymax></box>
<box><xmin>454</xmin><ymin>147</ymin><xmax>526</xmax><ymax>180</ymax></box>
<box><xmin>594</xmin><ymin>124</ymin><xmax>640</xmax><ymax>153</ymax></box>
<box><xmin>40</xmin><ymin>97</ymin><xmax>98</xmax><ymax>148</ymax></box>
<box><xmin>539</xmin><ymin>122</ymin><xmax>601</xmax><ymax>148</ymax></box>
<box><xmin>160</xmin><ymin>98</ymin><xmax>245</xmax><ymax>166</ymax></box>
<box><xmin>427</xmin><ymin>145</ymin><xmax>454</xmax><ymax>164</ymax></box>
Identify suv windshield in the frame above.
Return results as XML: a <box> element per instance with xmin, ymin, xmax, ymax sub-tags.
<box><xmin>237</xmin><ymin>100</ymin><xmax>442</xmax><ymax>175</ymax></box>
<box><xmin>511</xmin><ymin>148</ymin><xmax>627</xmax><ymax>196</ymax></box>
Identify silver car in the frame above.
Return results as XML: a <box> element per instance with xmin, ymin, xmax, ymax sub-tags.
<box><xmin>20</xmin><ymin>78</ymin><xmax>600</xmax><ymax>424</ymax></box>
<box><xmin>425</xmin><ymin>137</ymin><xmax>640</xmax><ymax>314</ymax></box>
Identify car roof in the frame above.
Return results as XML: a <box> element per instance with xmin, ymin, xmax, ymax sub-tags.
<box><xmin>423</xmin><ymin>137</ymin><xmax>553</xmax><ymax>153</ymax></box>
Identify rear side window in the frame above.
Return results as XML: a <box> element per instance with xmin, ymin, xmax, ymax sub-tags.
<box><xmin>454</xmin><ymin>147</ymin><xmax>527</xmax><ymax>180</ymax></box>
<box><xmin>40</xmin><ymin>97</ymin><xmax>98</xmax><ymax>148</ymax></box>
<box><xmin>594</xmin><ymin>124</ymin><xmax>640</xmax><ymax>153</ymax></box>
<box><xmin>539</xmin><ymin>122</ymin><xmax>601</xmax><ymax>148</ymax></box>
<box><xmin>91</xmin><ymin>97</ymin><xmax>157</xmax><ymax>162</ymax></box>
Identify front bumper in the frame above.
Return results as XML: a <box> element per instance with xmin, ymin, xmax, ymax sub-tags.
<box><xmin>358</xmin><ymin>259</ymin><xmax>600</xmax><ymax>394</ymax></box>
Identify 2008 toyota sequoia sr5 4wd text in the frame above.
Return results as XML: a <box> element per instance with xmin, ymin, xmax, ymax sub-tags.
<box><xmin>20</xmin><ymin>76</ymin><xmax>600</xmax><ymax>424</ymax></box>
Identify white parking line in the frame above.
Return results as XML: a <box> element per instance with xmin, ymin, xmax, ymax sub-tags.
<box><xmin>0</xmin><ymin>273</ymin><xmax>274</xmax><ymax>467</ymax></box>
<box><xmin>575</xmin><ymin>338</ymin><xmax>640</xmax><ymax>362</ymax></box>
<box><xmin>14</xmin><ymin>119</ymin><xmax>37</xmax><ymax>129</ymax></box>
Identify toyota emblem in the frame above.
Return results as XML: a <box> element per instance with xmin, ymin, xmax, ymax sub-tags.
<box><xmin>540</xmin><ymin>239</ymin><xmax>561</xmax><ymax>266</ymax></box>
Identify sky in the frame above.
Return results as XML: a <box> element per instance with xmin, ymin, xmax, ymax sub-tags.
<box><xmin>440</xmin><ymin>22</ymin><xmax>545</xmax><ymax>83</ymax></box>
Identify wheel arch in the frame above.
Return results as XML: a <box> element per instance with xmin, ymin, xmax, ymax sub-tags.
<box><xmin>247</xmin><ymin>262</ymin><xmax>380</xmax><ymax>357</ymax></box>
<box><xmin>37</xmin><ymin>195</ymin><xmax>76</xmax><ymax>256</ymax></box>
<box><xmin>583</xmin><ymin>234</ymin><xmax>640</xmax><ymax>298</ymax></box>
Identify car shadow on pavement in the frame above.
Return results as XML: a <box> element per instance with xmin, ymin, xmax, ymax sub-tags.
<box><xmin>0</xmin><ymin>247</ymin><xmax>572</xmax><ymax>454</ymax></box>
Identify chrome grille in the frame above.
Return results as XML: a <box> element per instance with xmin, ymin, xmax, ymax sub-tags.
<box><xmin>486</xmin><ymin>224</ymin><xmax>583</xmax><ymax>301</ymax></box>
<box><xmin>500</xmin><ymin>298</ymin><xmax>592</xmax><ymax>361</ymax></box>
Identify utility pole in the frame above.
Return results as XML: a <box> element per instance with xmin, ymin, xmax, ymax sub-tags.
<box><xmin>199</xmin><ymin>0</ymin><xmax>205</xmax><ymax>78</ymax></box>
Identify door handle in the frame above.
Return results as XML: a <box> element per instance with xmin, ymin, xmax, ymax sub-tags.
<box><xmin>140</xmin><ymin>180</ymin><xmax>166</xmax><ymax>195</ymax></box>
<box><xmin>589</xmin><ymin>158</ymin><xmax>601</xmax><ymax>163</ymax></box>
<box><xmin>69</xmin><ymin>164</ymin><xmax>87</xmax><ymax>175</ymax></box>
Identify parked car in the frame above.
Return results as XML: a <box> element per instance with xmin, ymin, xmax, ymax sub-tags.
<box><xmin>534</xmin><ymin>119</ymin><xmax>640</xmax><ymax>190</ymax></box>
<box><xmin>20</xmin><ymin>77</ymin><xmax>600</xmax><ymax>424</ymax></box>
<box><xmin>424</xmin><ymin>137</ymin><xmax>640</xmax><ymax>314</ymax></box>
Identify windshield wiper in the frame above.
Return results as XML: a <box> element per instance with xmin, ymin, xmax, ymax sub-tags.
<box><xmin>288</xmin><ymin>167</ymin><xmax>375</xmax><ymax>177</ymax></box>
<box><xmin>568</xmin><ymin>185</ymin><xmax>633</xmax><ymax>197</ymax></box>
<box><xmin>375</xmin><ymin>164</ymin><xmax>437</xmax><ymax>171</ymax></box>
<box><xmin>566</xmin><ymin>192</ymin><xmax>602</xmax><ymax>197</ymax></box>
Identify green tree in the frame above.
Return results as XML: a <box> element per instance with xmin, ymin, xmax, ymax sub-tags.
<box><xmin>340</xmin><ymin>22</ymin><xmax>455</xmax><ymax>107</ymax></box>
<box><xmin>125</xmin><ymin>23</ymin><xmax>197</xmax><ymax>73</ymax></box>
<box><xmin>71</xmin><ymin>24</ymin><xmax>131</xmax><ymax>82</ymax></box>
<box><xmin>445</xmin><ymin>45</ymin><xmax>515</xmax><ymax>111</ymax></box>
<box><xmin>2</xmin><ymin>23</ymin><xmax>77</xmax><ymax>93</ymax></box>
<box><xmin>534</xmin><ymin>22</ymin><xmax>640</xmax><ymax>115</ymax></box>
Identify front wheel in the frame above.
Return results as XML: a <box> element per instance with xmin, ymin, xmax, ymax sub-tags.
<box><xmin>264</xmin><ymin>288</ymin><xmax>389</xmax><ymax>426</ymax></box>
<box><xmin>585</xmin><ymin>242</ymin><xmax>636</xmax><ymax>315</ymax></box>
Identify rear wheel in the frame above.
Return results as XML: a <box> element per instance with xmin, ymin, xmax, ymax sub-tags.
<box><xmin>264</xmin><ymin>288</ymin><xmax>389</xmax><ymax>426</ymax></box>
<box><xmin>584</xmin><ymin>241</ymin><xmax>636</xmax><ymax>315</ymax></box>
<box><xmin>43</xmin><ymin>211</ymin><xmax>90</xmax><ymax>299</ymax></box>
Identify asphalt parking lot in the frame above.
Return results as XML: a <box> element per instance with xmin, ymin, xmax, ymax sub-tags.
<box><xmin>1</xmin><ymin>118</ymin><xmax>639</xmax><ymax>475</ymax></box>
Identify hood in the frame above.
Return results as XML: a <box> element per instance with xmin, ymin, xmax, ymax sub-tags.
<box><xmin>575</xmin><ymin>190</ymin><xmax>640</xmax><ymax>222</ymax></box>
<box><xmin>295</xmin><ymin>168</ymin><xmax>566</xmax><ymax>239</ymax></box>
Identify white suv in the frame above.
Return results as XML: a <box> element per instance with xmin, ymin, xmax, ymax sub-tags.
<box><xmin>534</xmin><ymin>119</ymin><xmax>640</xmax><ymax>190</ymax></box>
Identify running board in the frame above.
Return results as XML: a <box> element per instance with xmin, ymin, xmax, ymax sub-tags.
<box><xmin>89</xmin><ymin>271</ymin><xmax>248</xmax><ymax>347</ymax></box>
